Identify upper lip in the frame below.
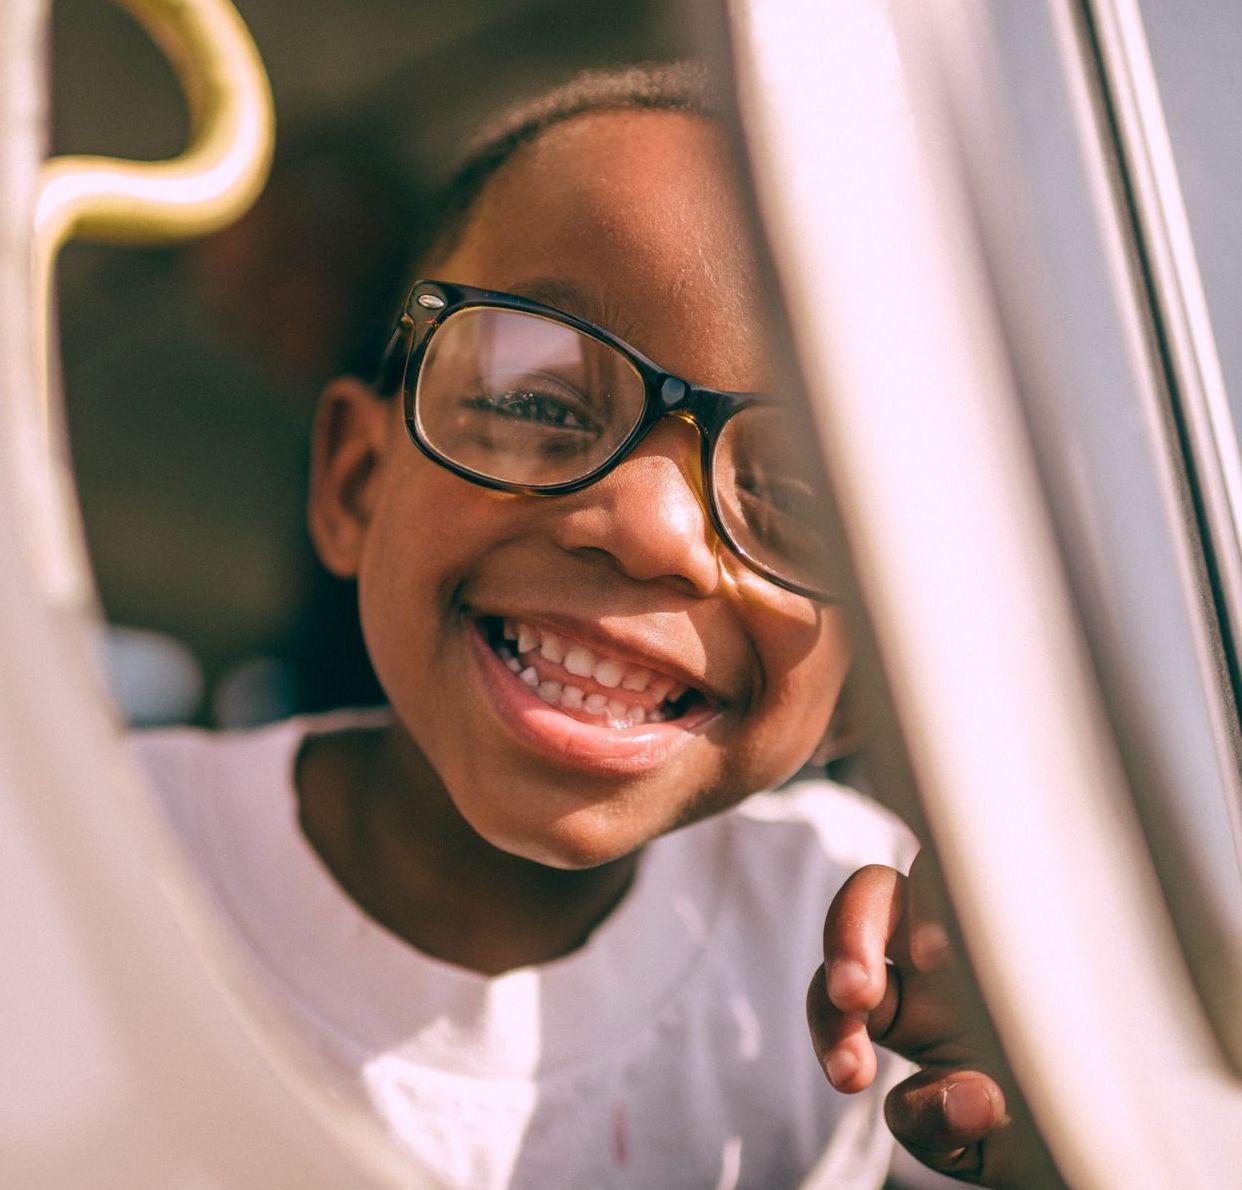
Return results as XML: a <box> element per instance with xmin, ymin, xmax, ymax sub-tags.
<box><xmin>470</xmin><ymin>607</ymin><xmax>733</xmax><ymax>704</ymax></box>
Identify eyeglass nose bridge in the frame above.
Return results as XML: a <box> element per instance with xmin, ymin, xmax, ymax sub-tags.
<box><xmin>630</xmin><ymin>379</ymin><xmax>722</xmax><ymax>514</ymax></box>
<box><xmin>644</xmin><ymin>375</ymin><xmax>716</xmax><ymax>460</ymax></box>
<box><xmin>638</xmin><ymin>367</ymin><xmax>758</xmax><ymax>479</ymax></box>
<box><xmin>654</xmin><ymin>375</ymin><xmax>725</xmax><ymax>423</ymax></box>
<box><xmin>650</xmin><ymin>375</ymin><xmax>726</xmax><ymax>441</ymax></box>
<box><xmin>659</xmin><ymin>375</ymin><xmax>689</xmax><ymax>410</ymax></box>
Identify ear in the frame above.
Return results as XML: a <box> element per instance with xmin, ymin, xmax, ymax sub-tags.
<box><xmin>811</xmin><ymin>675</ymin><xmax>868</xmax><ymax>765</ymax></box>
<box><xmin>307</xmin><ymin>376</ymin><xmax>392</xmax><ymax>577</ymax></box>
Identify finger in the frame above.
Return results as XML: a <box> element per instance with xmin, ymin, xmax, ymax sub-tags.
<box><xmin>822</xmin><ymin>864</ymin><xmax>907</xmax><ymax>1016</ymax></box>
<box><xmin>880</xmin><ymin>850</ymin><xmax>988</xmax><ymax>1060</ymax></box>
<box><xmin>885</xmin><ymin>1068</ymin><xmax>1008</xmax><ymax>1181</ymax></box>
<box><xmin>806</xmin><ymin>962</ymin><xmax>880</xmax><ymax>1093</ymax></box>
<box><xmin>906</xmin><ymin>849</ymin><xmax>954</xmax><ymax>974</ymax></box>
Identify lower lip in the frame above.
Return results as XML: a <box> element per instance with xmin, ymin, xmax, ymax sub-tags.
<box><xmin>467</xmin><ymin>620</ymin><xmax>720</xmax><ymax>775</ymax></box>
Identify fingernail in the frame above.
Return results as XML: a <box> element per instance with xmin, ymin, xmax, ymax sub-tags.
<box><xmin>943</xmin><ymin>1080</ymin><xmax>995</xmax><ymax>1132</ymax></box>
<box><xmin>825</xmin><ymin>1049</ymin><xmax>857</xmax><ymax>1089</ymax></box>
<box><xmin>911</xmin><ymin>922</ymin><xmax>950</xmax><ymax>970</ymax></box>
<box><xmin>828</xmin><ymin>959</ymin><xmax>869</xmax><ymax>1004</ymax></box>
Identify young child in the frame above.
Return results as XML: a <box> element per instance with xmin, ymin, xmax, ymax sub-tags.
<box><xmin>137</xmin><ymin>64</ymin><xmax>1012</xmax><ymax>1188</ymax></box>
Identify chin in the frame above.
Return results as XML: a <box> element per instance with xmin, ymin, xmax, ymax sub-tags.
<box><xmin>467</xmin><ymin>800</ymin><xmax>655</xmax><ymax>871</ymax></box>
<box><xmin>504</xmin><ymin>824</ymin><xmax>642</xmax><ymax>871</ymax></box>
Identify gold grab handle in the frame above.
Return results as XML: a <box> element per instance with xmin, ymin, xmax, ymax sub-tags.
<box><xmin>34</xmin><ymin>0</ymin><xmax>274</xmax><ymax>404</ymax></box>
<box><xmin>36</xmin><ymin>0</ymin><xmax>274</xmax><ymax>252</ymax></box>
<box><xmin>24</xmin><ymin>0</ymin><xmax>273</xmax><ymax>607</ymax></box>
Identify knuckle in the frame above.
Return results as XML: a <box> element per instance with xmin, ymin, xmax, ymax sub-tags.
<box><xmin>909</xmin><ymin>920</ymin><xmax>952</xmax><ymax>972</ymax></box>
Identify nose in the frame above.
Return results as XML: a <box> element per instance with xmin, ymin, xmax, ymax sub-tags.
<box><xmin>552</xmin><ymin>417</ymin><xmax>722</xmax><ymax>596</ymax></box>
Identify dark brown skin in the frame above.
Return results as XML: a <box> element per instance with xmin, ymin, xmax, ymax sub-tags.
<box><xmin>304</xmin><ymin>107</ymin><xmax>1011</xmax><ymax>1180</ymax></box>
<box><xmin>810</xmin><ymin>855</ymin><xmax>1038</xmax><ymax>1186</ymax></box>
<box><xmin>303</xmin><ymin>110</ymin><xmax>850</xmax><ymax>973</ymax></box>
<box><xmin>297</xmin><ymin>723</ymin><xmax>636</xmax><ymax>973</ymax></box>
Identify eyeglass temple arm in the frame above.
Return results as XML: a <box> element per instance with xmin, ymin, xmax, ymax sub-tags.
<box><xmin>374</xmin><ymin>298</ymin><xmax>448</xmax><ymax>395</ymax></box>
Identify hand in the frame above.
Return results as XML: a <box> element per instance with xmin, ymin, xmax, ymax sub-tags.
<box><xmin>807</xmin><ymin>855</ymin><xmax>1034</xmax><ymax>1187</ymax></box>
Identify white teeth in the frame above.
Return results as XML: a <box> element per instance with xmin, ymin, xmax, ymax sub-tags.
<box><xmin>504</xmin><ymin>645</ymin><xmax>671</xmax><ymax>727</ymax></box>
<box><xmin>540</xmin><ymin>634</ymin><xmax>564</xmax><ymax>664</ymax></box>
<box><xmin>595</xmin><ymin>658</ymin><xmax>624</xmax><ymax>688</ymax></box>
<box><xmin>564</xmin><ymin>645</ymin><xmax>595</xmax><ymax>678</ymax></box>
<box><xmin>502</xmin><ymin>621</ymin><xmax>688</xmax><ymax>721</ymax></box>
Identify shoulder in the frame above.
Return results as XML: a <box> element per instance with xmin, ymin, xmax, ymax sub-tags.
<box><xmin>689</xmin><ymin>778</ymin><xmax>918</xmax><ymax>949</ymax></box>
<box><xmin>730</xmin><ymin>776</ymin><xmax>919</xmax><ymax>875</ymax></box>
<box><xmin>663</xmin><ymin>776</ymin><xmax>917</xmax><ymax>968</ymax></box>
<box><xmin>638</xmin><ymin>781</ymin><xmax>913</xmax><ymax>1185</ymax></box>
<box><xmin>129</xmin><ymin>715</ymin><xmax>294</xmax><ymax>794</ymax></box>
<box><xmin>129</xmin><ymin>708</ymin><xmax>391</xmax><ymax>826</ymax></box>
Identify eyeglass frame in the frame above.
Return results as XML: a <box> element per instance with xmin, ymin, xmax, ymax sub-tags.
<box><xmin>376</xmin><ymin>278</ymin><xmax>834</xmax><ymax>602</ymax></box>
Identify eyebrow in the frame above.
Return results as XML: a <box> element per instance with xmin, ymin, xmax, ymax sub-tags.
<box><xmin>509</xmin><ymin>276</ymin><xmax>642</xmax><ymax>342</ymax></box>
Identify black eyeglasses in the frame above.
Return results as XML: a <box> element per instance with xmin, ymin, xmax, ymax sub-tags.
<box><xmin>377</xmin><ymin>279</ymin><xmax>836</xmax><ymax>601</ymax></box>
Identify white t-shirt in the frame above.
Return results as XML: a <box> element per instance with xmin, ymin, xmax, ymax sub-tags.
<box><xmin>135</xmin><ymin>712</ymin><xmax>917</xmax><ymax>1189</ymax></box>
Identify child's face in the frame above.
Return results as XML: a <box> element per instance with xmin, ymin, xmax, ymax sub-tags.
<box><xmin>312</xmin><ymin>110</ymin><xmax>851</xmax><ymax>868</ymax></box>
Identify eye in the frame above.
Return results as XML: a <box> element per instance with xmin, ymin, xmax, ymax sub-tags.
<box><xmin>736</xmin><ymin>470</ymin><xmax>819</xmax><ymax>520</ymax></box>
<box><xmin>461</xmin><ymin>373</ymin><xmax>602</xmax><ymax>433</ymax></box>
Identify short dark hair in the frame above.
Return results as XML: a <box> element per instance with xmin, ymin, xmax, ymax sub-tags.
<box><xmin>413</xmin><ymin>61</ymin><xmax>717</xmax><ymax>271</ymax></box>
<box><xmin>371</xmin><ymin>62</ymin><xmax>720</xmax><ymax>394</ymax></box>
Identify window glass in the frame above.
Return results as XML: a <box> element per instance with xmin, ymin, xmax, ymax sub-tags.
<box><xmin>1137</xmin><ymin>0</ymin><xmax>1242</xmax><ymax>422</ymax></box>
<box><xmin>986</xmin><ymin>0</ymin><xmax>1242</xmax><ymax>1051</ymax></box>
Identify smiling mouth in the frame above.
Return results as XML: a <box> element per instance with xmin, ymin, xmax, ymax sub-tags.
<box><xmin>480</xmin><ymin>617</ymin><xmax>704</xmax><ymax>729</ymax></box>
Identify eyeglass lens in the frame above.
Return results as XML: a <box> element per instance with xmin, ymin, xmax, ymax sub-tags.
<box><xmin>413</xmin><ymin>306</ymin><xmax>833</xmax><ymax>593</ymax></box>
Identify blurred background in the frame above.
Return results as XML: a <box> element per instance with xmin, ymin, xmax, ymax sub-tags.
<box><xmin>52</xmin><ymin>0</ymin><xmax>693</xmax><ymax>728</ymax></box>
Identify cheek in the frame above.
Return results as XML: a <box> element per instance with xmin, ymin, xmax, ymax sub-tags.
<box><xmin>664</xmin><ymin>621</ymin><xmax>847</xmax><ymax>834</ymax></box>
<box><xmin>360</xmin><ymin>454</ymin><xmax>488</xmax><ymax>595</ymax></box>
<box><xmin>354</xmin><ymin>464</ymin><xmax>475</xmax><ymax>673</ymax></box>
<box><xmin>748</xmin><ymin>608</ymin><xmax>851</xmax><ymax>778</ymax></box>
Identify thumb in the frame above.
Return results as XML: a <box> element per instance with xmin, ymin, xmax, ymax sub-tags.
<box><xmin>885</xmin><ymin>1069</ymin><xmax>1008</xmax><ymax>1183</ymax></box>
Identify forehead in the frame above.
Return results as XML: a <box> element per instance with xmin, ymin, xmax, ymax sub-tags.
<box><xmin>432</xmin><ymin>110</ymin><xmax>774</xmax><ymax>389</ymax></box>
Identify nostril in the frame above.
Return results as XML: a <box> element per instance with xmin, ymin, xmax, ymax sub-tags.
<box><xmin>564</xmin><ymin>542</ymin><xmax>714</xmax><ymax>598</ymax></box>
